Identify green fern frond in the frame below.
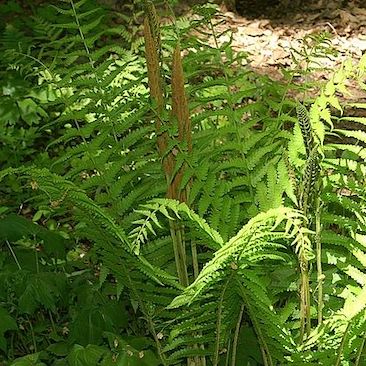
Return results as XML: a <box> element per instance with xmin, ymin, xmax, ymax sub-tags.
<box><xmin>169</xmin><ymin>207</ymin><xmax>305</xmax><ymax>308</ymax></box>
<box><xmin>130</xmin><ymin>199</ymin><xmax>224</xmax><ymax>255</ymax></box>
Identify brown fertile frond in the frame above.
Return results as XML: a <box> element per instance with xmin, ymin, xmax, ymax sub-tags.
<box><xmin>172</xmin><ymin>44</ymin><xmax>192</xmax><ymax>152</ymax></box>
<box><xmin>145</xmin><ymin>0</ymin><xmax>161</xmax><ymax>57</ymax></box>
<box><xmin>144</xmin><ymin>16</ymin><xmax>168</xmax><ymax>161</ymax></box>
<box><xmin>168</xmin><ymin>44</ymin><xmax>192</xmax><ymax>203</ymax></box>
<box><xmin>143</xmin><ymin>17</ymin><xmax>164</xmax><ymax>114</ymax></box>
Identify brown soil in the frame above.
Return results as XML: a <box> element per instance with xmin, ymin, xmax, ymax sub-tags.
<box><xmin>179</xmin><ymin>1</ymin><xmax>366</xmax><ymax>86</ymax></box>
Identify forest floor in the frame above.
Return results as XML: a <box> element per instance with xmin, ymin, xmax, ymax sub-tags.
<box><xmin>183</xmin><ymin>0</ymin><xmax>366</xmax><ymax>100</ymax></box>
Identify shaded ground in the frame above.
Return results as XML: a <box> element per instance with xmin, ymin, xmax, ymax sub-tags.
<box><xmin>232</xmin><ymin>0</ymin><xmax>365</xmax><ymax>21</ymax></box>
<box><xmin>222</xmin><ymin>0</ymin><xmax>365</xmax><ymax>78</ymax></box>
<box><xmin>182</xmin><ymin>0</ymin><xmax>366</xmax><ymax>98</ymax></box>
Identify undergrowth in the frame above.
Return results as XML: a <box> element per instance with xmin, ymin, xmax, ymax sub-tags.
<box><xmin>1</xmin><ymin>0</ymin><xmax>366</xmax><ymax>365</ymax></box>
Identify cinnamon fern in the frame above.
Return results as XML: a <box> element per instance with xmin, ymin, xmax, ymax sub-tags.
<box><xmin>2</xmin><ymin>1</ymin><xmax>366</xmax><ymax>365</ymax></box>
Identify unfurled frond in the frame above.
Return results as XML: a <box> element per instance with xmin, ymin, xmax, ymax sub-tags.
<box><xmin>167</xmin><ymin>208</ymin><xmax>306</xmax><ymax>363</ymax></box>
<box><xmin>130</xmin><ymin>199</ymin><xmax>224</xmax><ymax>254</ymax></box>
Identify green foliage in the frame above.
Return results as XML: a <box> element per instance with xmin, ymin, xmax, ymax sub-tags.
<box><xmin>1</xmin><ymin>0</ymin><xmax>366</xmax><ymax>365</ymax></box>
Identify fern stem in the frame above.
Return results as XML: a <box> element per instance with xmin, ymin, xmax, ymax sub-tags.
<box><xmin>260</xmin><ymin>348</ymin><xmax>269</xmax><ymax>366</ymax></box>
<box><xmin>225</xmin><ymin>338</ymin><xmax>231</xmax><ymax>366</ymax></box>
<box><xmin>298</xmin><ymin>149</ymin><xmax>319</xmax><ymax>341</ymax></box>
<box><xmin>48</xmin><ymin>311</ymin><xmax>57</xmax><ymax>335</ymax></box>
<box><xmin>176</xmin><ymin>224</ymin><xmax>189</xmax><ymax>284</ymax></box>
<box><xmin>237</xmin><ymin>281</ymin><xmax>273</xmax><ymax>366</ymax></box>
<box><xmin>315</xmin><ymin>195</ymin><xmax>323</xmax><ymax>325</ymax></box>
<box><xmin>6</xmin><ymin>240</ymin><xmax>22</xmax><ymax>270</ymax></box>
<box><xmin>146</xmin><ymin>315</ymin><xmax>169</xmax><ymax>366</ymax></box>
<box><xmin>169</xmin><ymin>221</ymin><xmax>189</xmax><ymax>287</ymax></box>
<box><xmin>335</xmin><ymin>322</ymin><xmax>351</xmax><ymax>366</ymax></box>
<box><xmin>213</xmin><ymin>277</ymin><xmax>231</xmax><ymax>366</ymax></box>
<box><xmin>355</xmin><ymin>333</ymin><xmax>366</xmax><ymax>366</ymax></box>
<box><xmin>231</xmin><ymin>304</ymin><xmax>244</xmax><ymax>366</ymax></box>
<box><xmin>191</xmin><ymin>240</ymin><xmax>199</xmax><ymax>279</ymax></box>
<box><xmin>299</xmin><ymin>261</ymin><xmax>311</xmax><ymax>342</ymax></box>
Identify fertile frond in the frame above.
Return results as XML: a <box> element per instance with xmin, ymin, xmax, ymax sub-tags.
<box><xmin>296</xmin><ymin>103</ymin><xmax>314</xmax><ymax>157</ymax></box>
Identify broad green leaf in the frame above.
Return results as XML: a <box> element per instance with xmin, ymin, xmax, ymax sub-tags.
<box><xmin>67</xmin><ymin>344</ymin><xmax>106</xmax><ymax>366</ymax></box>
<box><xmin>0</xmin><ymin>307</ymin><xmax>17</xmax><ymax>351</ymax></box>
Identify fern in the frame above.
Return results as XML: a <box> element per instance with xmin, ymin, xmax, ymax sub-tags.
<box><xmin>166</xmin><ymin>207</ymin><xmax>307</xmax><ymax>364</ymax></box>
<box><xmin>3</xmin><ymin>1</ymin><xmax>366</xmax><ymax>365</ymax></box>
<box><xmin>130</xmin><ymin>198</ymin><xmax>224</xmax><ymax>253</ymax></box>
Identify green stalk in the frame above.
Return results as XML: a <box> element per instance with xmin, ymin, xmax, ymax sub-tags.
<box><xmin>191</xmin><ymin>240</ymin><xmax>199</xmax><ymax>280</ymax></box>
<box><xmin>49</xmin><ymin>311</ymin><xmax>57</xmax><ymax>335</ymax></box>
<box><xmin>315</xmin><ymin>196</ymin><xmax>323</xmax><ymax>325</ymax></box>
<box><xmin>355</xmin><ymin>333</ymin><xmax>366</xmax><ymax>366</ymax></box>
<box><xmin>237</xmin><ymin>282</ymin><xmax>273</xmax><ymax>366</ymax></box>
<box><xmin>335</xmin><ymin>323</ymin><xmax>350</xmax><ymax>366</ymax></box>
<box><xmin>298</xmin><ymin>148</ymin><xmax>320</xmax><ymax>341</ymax></box>
<box><xmin>169</xmin><ymin>221</ymin><xmax>189</xmax><ymax>287</ymax></box>
<box><xmin>299</xmin><ymin>262</ymin><xmax>311</xmax><ymax>342</ymax></box>
<box><xmin>225</xmin><ymin>338</ymin><xmax>231</xmax><ymax>366</ymax></box>
<box><xmin>213</xmin><ymin>278</ymin><xmax>230</xmax><ymax>366</ymax></box>
<box><xmin>231</xmin><ymin>305</ymin><xmax>244</xmax><ymax>366</ymax></box>
<box><xmin>6</xmin><ymin>240</ymin><xmax>22</xmax><ymax>270</ymax></box>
